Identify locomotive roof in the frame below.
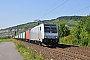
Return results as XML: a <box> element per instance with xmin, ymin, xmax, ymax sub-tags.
<box><xmin>43</xmin><ymin>24</ymin><xmax>56</xmax><ymax>26</ymax></box>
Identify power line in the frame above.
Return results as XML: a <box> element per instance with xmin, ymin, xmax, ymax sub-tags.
<box><xmin>43</xmin><ymin>0</ymin><xmax>60</xmax><ymax>14</ymax></box>
<box><xmin>39</xmin><ymin>0</ymin><xmax>69</xmax><ymax>19</ymax></box>
<box><xmin>65</xmin><ymin>0</ymin><xmax>88</xmax><ymax>15</ymax></box>
<box><xmin>39</xmin><ymin>0</ymin><xmax>89</xmax><ymax>20</ymax></box>
<box><xmin>68</xmin><ymin>5</ymin><xmax>90</xmax><ymax>15</ymax></box>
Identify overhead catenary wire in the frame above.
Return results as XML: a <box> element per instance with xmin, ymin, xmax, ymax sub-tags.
<box><xmin>38</xmin><ymin>0</ymin><xmax>89</xmax><ymax>21</ymax></box>
<box><xmin>42</xmin><ymin>0</ymin><xmax>60</xmax><ymax>14</ymax></box>
<box><xmin>35</xmin><ymin>0</ymin><xmax>60</xmax><ymax>22</ymax></box>
<box><xmin>65</xmin><ymin>0</ymin><xmax>88</xmax><ymax>15</ymax></box>
<box><xmin>68</xmin><ymin>5</ymin><xmax>90</xmax><ymax>15</ymax></box>
<box><xmin>39</xmin><ymin>0</ymin><xmax>69</xmax><ymax>19</ymax></box>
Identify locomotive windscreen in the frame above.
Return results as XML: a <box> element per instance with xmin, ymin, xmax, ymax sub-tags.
<box><xmin>44</xmin><ymin>24</ymin><xmax>57</xmax><ymax>33</ymax></box>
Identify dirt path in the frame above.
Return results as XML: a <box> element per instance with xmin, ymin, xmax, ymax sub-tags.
<box><xmin>0</xmin><ymin>42</ymin><xmax>23</xmax><ymax>60</ymax></box>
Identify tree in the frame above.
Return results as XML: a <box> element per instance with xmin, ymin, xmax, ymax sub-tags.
<box><xmin>71</xmin><ymin>16</ymin><xmax>90</xmax><ymax>46</ymax></box>
<box><xmin>58</xmin><ymin>23</ymin><xmax>70</xmax><ymax>38</ymax></box>
<box><xmin>71</xmin><ymin>27</ymin><xmax>81</xmax><ymax>45</ymax></box>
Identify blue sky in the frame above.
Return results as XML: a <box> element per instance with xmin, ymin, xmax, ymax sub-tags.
<box><xmin>0</xmin><ymin>0</ymin><xmax>90</xmax><ymax>29</ymax></box>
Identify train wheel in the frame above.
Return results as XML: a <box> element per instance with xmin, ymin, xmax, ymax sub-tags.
<box><xmin>29</xmin><ymin>40</ymin><xmax>31</xmax><ymax>43</ymax></box>
<box><xmin>39</xmin><ymin>41</ymin><xmax>42</xmax><ymax>46</ymax></box>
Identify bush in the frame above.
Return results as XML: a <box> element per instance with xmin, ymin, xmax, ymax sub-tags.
<box><xmin>58</xmin><ymin>23</ymin><xmax>70</xmax><ymax>38</ymax></box>
<box><xmin>60</xmin><ymin>35</ymin><xmax>72</xmax><ymax>44</ymax></box>
<box><xmin>0</xmin><ymin>36</ymin><xmax>11</xmax><ymax>39</ymax></box>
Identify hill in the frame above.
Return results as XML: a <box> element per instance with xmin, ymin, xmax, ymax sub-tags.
<box><xmin>0</xmin><ymin>16</ymin><xmax>84</xmax><ymax>37</ymax></box>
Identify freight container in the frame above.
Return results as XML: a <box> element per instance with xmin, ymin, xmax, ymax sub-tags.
<box><xmin>21</xmin><ymin>33</ymin><xmax>23</xmax><ymax>39</ymax></box>
<box><xmin>19</xmin><ymin>34</ymin><xmax>21</xmax><ymax>39</ymax></box>
<box><xmin>22</xmin><ymin>32</ymin><xmax>26</xmax><ymax>39</ymax></box>
<box><xmin>26</xmin><ymin>30</ymin><xmax>30</xmax><ymax>40</ymax></box>
<box><xmin>18</xmin><ymin>34</ymin><xmax>20</xmax><ymax>38</ymax></box>
<box><xmin>16</xmin><ymin>35</ymin><xmax>18</xmax><ymax>38</ymax></box>
<box><xmin>18</xmin><ymin>34</ymin><xmax>19</xmax><ymax>38</ymax></box>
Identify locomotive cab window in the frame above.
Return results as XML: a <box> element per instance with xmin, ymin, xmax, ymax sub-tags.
<box><xmin>44</xmin><ymin>26</ymin><xmax>50</xmax><ymax>33</ymax></box>
<box><xmin>51</xmin><ymin>26</ymin><xmax>57</xmax><ymax>33</ymax></box>
<box><xmin>44</xmin><ymin>25</ymin><xmax>57</xmax><ymax>33</ymax></box>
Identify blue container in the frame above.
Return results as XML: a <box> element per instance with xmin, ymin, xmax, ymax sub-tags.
<box><xmin>17</xmin><ymin>35</ymin><xmax>19</xmax><ymax>38</ymax></box>
<box><xmin>22</xmin><ymin>32</ymin><xmax>26</xmax><ymax>39</ymax></box>
<box><xmin>16</xmin><ymin>35</ymin><xmax>18</xmax><ymax>38</ymax></box>
<box><xmin>19</xmin><ymin>34</ymin><xmax>21</xmax><ymax>38</ymax></box>
<box><xmin>30</xmin><ymin>29</ymin><xmax>32</xmax><ymax>40</ymax></box>
<box><xmin>20</xmin><ymin>33</ymin><xmax>23</xmax><ymax>39</ymax></box>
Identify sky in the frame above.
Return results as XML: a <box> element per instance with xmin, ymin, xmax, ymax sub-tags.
<box><xmin>0</xmin><ymin>0</ymin><xmax>90</xmax><ymax>29</ymax></box>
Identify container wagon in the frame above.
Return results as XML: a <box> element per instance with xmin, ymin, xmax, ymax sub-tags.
<box><xmin>30</xmin><ymin>24</ymin><xmax>59</xmax><ymax>46</ymax></box>
<box><xmin>22</xmin><ymin>32</ymin><xmax>26</xmax><ymax>40</ymax></box>
<box><xmin>18</xmin><ymin>34</ymin><xmax>21</xmax><ymax>39</ymax></box>
<box><xmin>20</xmin><ymin>33</ymin><xmax>22</xmax><ymax>40</ymax></box>
<box><xmin>26</xmin><ymin>30</ymin><xmax>30</xmax><ymax>42</ymax></box>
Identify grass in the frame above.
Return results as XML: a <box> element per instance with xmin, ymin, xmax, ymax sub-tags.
<box><xmin>67</xmin><ymin>20</ymin><xmax>78</xmax><ymax>25</ymax></box>
<box><xmin>12</xmin><ymin>39</ymin><xmax>45</xmax><ymax>60</ymax></box>
<box><xmin>0</xmin><ymin>39</ymin><xmax>11</xmax><ymax>43</ymax></box>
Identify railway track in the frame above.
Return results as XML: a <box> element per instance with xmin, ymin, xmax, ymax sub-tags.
<box><xmin>18</xmin><ymin>40</ymin><xmax>90</xmax><ymax>60</ymax></box>
<box><xmin>54</xmin><ymin>48</ymin><xmax>90</xmax><ymax>60</ymax></box>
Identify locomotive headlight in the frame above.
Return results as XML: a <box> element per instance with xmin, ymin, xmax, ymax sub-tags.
<box><xmin>56</xmin><ymin>36</ymin><xmax>58</xmax><ymax>38</ymax></box>
<box><xmin>44</xmin><ymin>36</ymin><xmax>47</xmax><ymax>38</ymax></box>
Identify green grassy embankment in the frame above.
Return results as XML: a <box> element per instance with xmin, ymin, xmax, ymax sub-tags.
<box><xmin>12</xmin><ymin>39</ymin><xmax>44</xmax><ymax>60</ymax></box>
<box><xmin>0</xmin><ymin>39</ymin><xmax>11</xmax><ymax>43</ymax></box>
<box><xmin>0</xmin><ymin>36</ymin><xmax>11</xmax><ymax>43</ymax></box>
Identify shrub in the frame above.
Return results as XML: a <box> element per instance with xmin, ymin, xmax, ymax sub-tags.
<box><xmin>60</xmin><ymin>35</ymin><xmax>72</xmax><ymax>44</ymax></box>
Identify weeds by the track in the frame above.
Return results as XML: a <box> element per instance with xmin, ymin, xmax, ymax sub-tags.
<box><xmin>0</xmin><ymin>39</ymin><xmax>11</xmax><ymax>43</ymax></box>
